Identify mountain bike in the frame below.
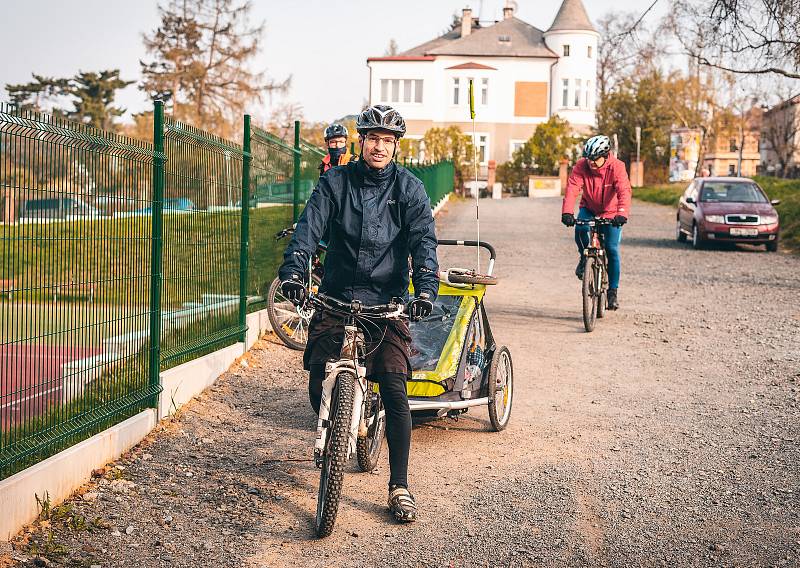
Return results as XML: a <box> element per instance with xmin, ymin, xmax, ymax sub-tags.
<box><xmin>307</xmin><ymin>292</ymin><xmax>403</xmax><ymax>537</ymax></box>
<box><xmin>575</xmin><ymin>218</ymin><xmax>611</xmax><ymax>332</ymax></box>
<box><xmin>266</xmin><ymin>226</ymin><xmax>326</xmax><ymax>350</ymax></box>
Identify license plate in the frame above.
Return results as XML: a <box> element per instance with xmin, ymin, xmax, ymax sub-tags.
<box><xmin>730</xmin><ymin>227</ymin><xmax>758</xmax><ymax>236</ymax></box>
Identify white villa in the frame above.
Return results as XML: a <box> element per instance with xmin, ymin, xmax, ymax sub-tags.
<box><xmin>367</xmin><ymin>0</ymin><xmax>599</xmax><ymax>167</ymax></box>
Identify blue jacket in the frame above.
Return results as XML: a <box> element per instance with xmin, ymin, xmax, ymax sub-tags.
<box><xmin>278</xmin><ymin>159</ymin><xmax>439</xmax><ymax>305</ymax></box>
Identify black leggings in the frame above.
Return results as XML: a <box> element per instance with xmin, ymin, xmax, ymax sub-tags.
<box><xmin>309</xmin><ymin>366</ymin><xmax>411</xmax><ymax>489</ymax></box>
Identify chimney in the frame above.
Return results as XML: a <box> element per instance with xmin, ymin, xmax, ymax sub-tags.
<box><xmin>461</xmin><ymin>7</ymin><xmax>472</xmax><ymax>37</ymax></box>
<box><xmin>503</xmin><ymin>5</ymin><xmax>514</xmax><ymax>19</ymax></box>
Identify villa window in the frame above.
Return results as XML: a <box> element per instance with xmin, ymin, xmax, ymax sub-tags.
<box><xmin>481</xmin><ymin>78</ymin><xmax>489</xmax><ymax>105</ymax></box>
<box><xmin>588</xmin><ymin>45</ymin><xmax>592</xmax><ymax>58</ymax></box>
<box><xmin>453</xmin><ymin>78</ymin><xmax>460</xmax><ymax>105</ymax></box>
<box><xmin>379</xmin><ymin>79</ymin><xmax>424</xmax><ymax>104</ymax></box>
<box><xmin>563</xmin><ymin>44</ymin><xmax>570</xmax><ymax>56</ymax></box>
<box><xmin>574</xmin><ymin>79</ymin><xmax>582</xmax><ymax>107</ymax></box>
<box><xmin>562</xmin><ymin>78</ymin><xmax>569</xmax><ymax>108</ymax></box>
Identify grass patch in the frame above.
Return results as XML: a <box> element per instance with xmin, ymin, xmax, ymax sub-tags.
<box><xmin>0</xmin><ymin>206</ymin><xmax>293</xmax><ymax>307</ymax></box>
<box><xmin>633</xmin><ymin>177</ymin><xmax>800</xmax><ymax>252</ymax></box>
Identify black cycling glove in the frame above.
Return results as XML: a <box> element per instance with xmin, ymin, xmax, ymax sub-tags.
<box><xmin>561</xmin><ymin>213</ymin><xmax>576</xmax><ymax>227</ymax></box>
<box><xmin>280</xmin><ymin>274</ymin><xmax>306</xmax><ymax>306</ymax></box>
<box><xmin>611</xmin><ymin>215</ymin><xmax>628</xmax><ymax>227</ymax></box>
<box><xmin>407</xmin><ymin>292</ymin><xmax>433</xmax><ymax>322</ymax></box>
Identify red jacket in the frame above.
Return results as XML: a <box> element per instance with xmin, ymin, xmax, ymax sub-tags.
<box><xmin>562</xmin><ymin>155</ymin><xmax>632</xmax><ymax>219</ymax></box>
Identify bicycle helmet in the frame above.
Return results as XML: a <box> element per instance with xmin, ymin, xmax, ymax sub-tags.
<box><xmin>356</xmin><ymin>105</ymin><xmax>406</xmax><ymax>138</ymax></box>
<box><xmin>583</xmin><ymin>135</ymin><xmax>611</xmax><ymax>160</ymax></box>
<box><xmin>324</xmin><ymin>123</ymin><xmax>348</xmax><ymax>141</ymax></box>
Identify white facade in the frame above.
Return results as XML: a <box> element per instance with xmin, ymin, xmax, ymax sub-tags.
<box><xmin>369</xmin><ymin>56</ymin><xmax>558</xmax><ymax>127</ymax></box>
<box><xmin>543</xmin><ymin>29</ymin><xmax>599</xmax><ymax>128</ymax></box>
<box><xmin>366</xmin><ymin>2</ymin><xmax>599</xmax><ymax>166</ymax></box>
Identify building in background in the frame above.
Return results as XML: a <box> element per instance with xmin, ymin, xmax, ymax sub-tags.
<box><xmin>760</xmin><ymin>94</ymin><xmax>800</xmax><ymax>178</ymax></box>
<box><xmin>366</xmin><ymin>0</ymin><xmax>598</xmax><ymax>170</ymax></box>
<box><xmin>702</xmin><ymin>108</ymin><xmax>762</xmax><ymax>178</ymax></box>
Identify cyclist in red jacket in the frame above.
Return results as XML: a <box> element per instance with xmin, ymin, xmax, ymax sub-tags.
<box><xmin>561</xmin><ymin>135</ymin><xmax>631</xmax><ymax>310</ymax></box>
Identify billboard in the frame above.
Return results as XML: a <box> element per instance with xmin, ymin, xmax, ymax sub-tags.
<box><xmin>669</xmin><ymin>128</ymin><xmax>702</xmax><ymax>182</ymax></box>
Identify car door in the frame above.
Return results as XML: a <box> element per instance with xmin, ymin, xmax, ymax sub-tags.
<box><xmin>678</xmin><ymin>181</ymin><xmax>696</xmax><ymax>231</ymax></box>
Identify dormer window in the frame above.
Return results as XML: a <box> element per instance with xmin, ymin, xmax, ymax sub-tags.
<box><xmin>498</xmin><ymin>35</ymin><xmax>511</xmax><ymax>44</ymax></box>
<box><xmin>563</xmin><ymin>44</ymin><xmax>570</xmax><ymax>56</ymax></box>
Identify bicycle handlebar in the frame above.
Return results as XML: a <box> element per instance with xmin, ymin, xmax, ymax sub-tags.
<box><xmin>574</xmin><ymin>218</ymin><xmax>614</xmax><ymax>227</ymax></box>
<box><xmin>307</xmin><ymin>292</ymin><xmax>406</xmax><ymax>319</ymax></box>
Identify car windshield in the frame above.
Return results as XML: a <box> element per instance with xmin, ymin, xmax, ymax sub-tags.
<box><xmin>699</xmin><ymin>182</ymin><xmax>767</xmax><ymax>203</ymax></box>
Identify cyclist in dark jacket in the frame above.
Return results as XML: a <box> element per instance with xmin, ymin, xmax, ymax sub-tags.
<box><xmin>278</xmin><ymin>104</ymin><xmax>438</xmax><ymax>523</ymax></box>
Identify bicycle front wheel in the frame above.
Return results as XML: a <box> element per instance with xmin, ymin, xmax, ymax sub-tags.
<box><xmin>315</xmin><ymin>372</ymin><xmax>355</xmax><ymax>538</ymax></box>
<box><xmin>582</xmin><ymin>257</ymin><xmax>597</xmax><ymax>332</ymax></box>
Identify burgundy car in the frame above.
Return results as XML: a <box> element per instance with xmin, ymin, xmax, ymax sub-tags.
<box><xmin>676</xmin><ymin>177</ymin><xmax>780</xmax><ymax>252</ymax></box>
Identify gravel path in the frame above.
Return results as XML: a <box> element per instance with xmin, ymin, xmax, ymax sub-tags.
<box><xmin>5</xmin><ymin>196</ymin><xmax>800</xmax><ymax>568</ymax></box>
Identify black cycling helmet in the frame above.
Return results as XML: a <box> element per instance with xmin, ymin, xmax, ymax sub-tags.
<box><xmin>582</xmin><ymin>135</ymin><xmax>611</xmax><ymax>160</ymax></box>
<box><xmin>356</xmin><ymin>105</ymin><xmax>406</xmax><ymax>138</ymax></box>
<box><xmin>324</xmin><ymin>123</ymin><xmax>348</xmax><ymax>141</ymax></box>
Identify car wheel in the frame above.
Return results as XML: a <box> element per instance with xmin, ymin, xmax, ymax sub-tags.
<box><xmin>766</xmin><ymin>240</ymin><xmax>778</xmax><ymax>252</ymax></box>
<box><xmin>676</xmin><ymin>218</ymin><xmax>687</xmax><ymax>242</ymax></box>
<box><xmin>692</xmin><ymin>223</ymin><xmax>704</xmax><ymax>250</ymax></box>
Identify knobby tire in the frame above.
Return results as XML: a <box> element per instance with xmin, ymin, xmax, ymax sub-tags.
<box><xmin>582</xmin><ymin>257</ymin><xmax>597</xmax><ymax>332</ymax></box>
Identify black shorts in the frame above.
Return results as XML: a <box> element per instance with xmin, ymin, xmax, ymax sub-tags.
<box><xmin>303</xmin><ymin>311</ymin><xmax>412</xmax><ymax>378</ymax></box>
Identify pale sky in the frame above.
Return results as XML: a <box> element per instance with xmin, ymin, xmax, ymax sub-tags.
<box><xmin>0</xmin><ymin>0</ymin><xmax>667</xmax><ymax>125</ymax></box>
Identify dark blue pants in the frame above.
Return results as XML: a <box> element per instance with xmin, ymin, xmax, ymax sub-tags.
<box><xmin>574</xmin><ymin>207</ymin><xmax>623</xmax><ymax>289</ymax></box>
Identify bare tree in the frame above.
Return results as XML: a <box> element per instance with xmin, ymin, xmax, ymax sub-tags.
<box><xmin>671</xmin><ymin>0</ymin><xmax>800</xmax><ymax>79</ymax></box>
<box><xmin>762</xmin><ymin>94</ymin><xmax>800</xmax><ymax>176</ymax></box>
<box><xmin>384</xmin><ymin>39</ymin><xmax>399</xmax><ymax>56</ymax></box>
<box><xmin>140</xmin><ymin>0</ymin><xmax>289</xmax><ymax>133</ymax></box>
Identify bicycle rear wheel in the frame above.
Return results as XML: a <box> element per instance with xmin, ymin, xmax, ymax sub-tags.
<box><xmin>582</xmin><ymin>257</ymin><xmax>597</xmax><ymax>332</ymax></box>
<box><xmin>267</xmin><ymin>277</ymin><xmax>312</xmax><ymax>350</ymax></box>
<box><xmin>356</xmin><ymin>391</ymin><xmax>385</xmax><ymax>472</ymax></box>
<box><xmin>596</xmin><ymin>262</ymin><xmax>607</xmax><ymax>319</ymax></box>
<box><xmin>315</xmin><ymin>373</ymin><xmax>355</xmax><ymax>538</ymax></box>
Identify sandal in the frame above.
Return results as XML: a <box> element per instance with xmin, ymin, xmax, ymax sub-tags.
<box><xmin>388</xmin><ymin>486</ymin><xmax>417</xmax><ymax>523</ymax></box>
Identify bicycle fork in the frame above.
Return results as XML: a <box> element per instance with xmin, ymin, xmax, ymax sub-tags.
<box><xmin>314</xmin><ymin>325</ymin><xmax>368</xmax><ymax>467</ymax></box>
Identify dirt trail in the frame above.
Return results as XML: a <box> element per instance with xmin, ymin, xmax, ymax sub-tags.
<box><xmin>6</xmin><ymin>196</ymin><xmax>800</xmax><ymax>568</ymax></box>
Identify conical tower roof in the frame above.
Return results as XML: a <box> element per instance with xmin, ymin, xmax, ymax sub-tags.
<box><xmin>547</xmin><ymin>0</ymin><xmax>596</xmax><ymax>33</ymax></box>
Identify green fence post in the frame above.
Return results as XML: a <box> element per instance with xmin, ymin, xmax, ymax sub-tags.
<box><xmin>293</xmin><ymin>120</ymin><xmax>301</xmax><ymax>222</ymax></box>
<box><xmin>239</xmin><ymin>114</ymin><xmax>252</xmax><ymax>343</ymax></box>
<box><xmin>148</xmin><ymin>100</ymin><xmax>166</xmax><ymax>406</ymax></box>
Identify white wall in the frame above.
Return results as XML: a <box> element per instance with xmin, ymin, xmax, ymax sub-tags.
<box><xmin>544</xmin><ymin>29</ymin><xmax>599</xmax><ymax>129</ymax></box>
<box><xmin>368</xmin><ymin>56</ymin><xmax>556</xmax><ymax>126</ymax></box>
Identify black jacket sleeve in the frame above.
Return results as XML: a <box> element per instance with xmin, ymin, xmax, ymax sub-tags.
<box><xmin>405</xmin><ymin>180</ymin><xmax>439</xmax><ymax>301</ymax></box>
<box><xmin>277</xmin><ymin>176</ymin><xmax>335</xmax><ymax>283</ymax></box>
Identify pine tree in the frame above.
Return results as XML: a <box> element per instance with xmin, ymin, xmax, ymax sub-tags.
<box><xmin>68</xmin><ymin>70</ymin><xmax>133</xmax><ymax>130</ymax></box>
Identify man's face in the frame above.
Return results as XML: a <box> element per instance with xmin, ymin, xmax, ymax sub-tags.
<box><xmin>327</xmin><ymin>136</ymin><xmax>346</xmax><ymax>150</ymax></box>
<box><xmin>589</xmin><ymin>155</ymin><xmax>606</xmax><ymax>170</ymax></box>
<box><xmin>360</xmin><ymin>129</ymin><xmax>397</xmax><ymax>169</ymax></box>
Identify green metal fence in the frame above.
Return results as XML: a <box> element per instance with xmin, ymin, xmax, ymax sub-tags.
<box><xmin>0</xmin><ymin>103</ymin><xmax>161</xmax><ymax>478</ymax></box>
<box><xmin>408</xmin><ymin>160</ymin><xmax>455</xmax><ymax>207</ymax></box>
<box><xmin>0</xmin><ymin>105</ymin><xmax>454</xmax><ymax>480</ymax></box>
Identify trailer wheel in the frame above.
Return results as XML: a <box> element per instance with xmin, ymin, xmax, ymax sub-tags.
<box><xmin>488</xmin><ymin>346</ymin><xmax>513</xmax><ymax>431</ymax></box>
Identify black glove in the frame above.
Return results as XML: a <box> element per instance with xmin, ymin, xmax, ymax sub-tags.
<box><xmin>407</xmin><ymin>292</ymin><xmax>433</xmax><ymax>322</ymax></box>
<box><xmin>280</xmin><ymin>274</ymin><xmax>306</xmax><ymax>306</ymax></box>
<box><xmin>561</xmin><ymin>213</ymin><xmax>575</xmax><ymax>227</ymax></box>
<box><xmin>611</xmin><ymin>215</ymin><xmax>628</xmax><ymax>227</ymax></box>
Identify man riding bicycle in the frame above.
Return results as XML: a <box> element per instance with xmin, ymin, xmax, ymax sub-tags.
<box><xmin>278</xmin><ymin>104</ymin><xmax>439</xmax><ymax>523</ymax></box>
<box><xmin>561</xmin><ymin>135</ymin><xmax>631</xmax><ymax>310</ymax></box>
<box><xmin>318</xmin><ymin>123</ymin><xmax>355</xmax><ymax>176</ymax></box>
